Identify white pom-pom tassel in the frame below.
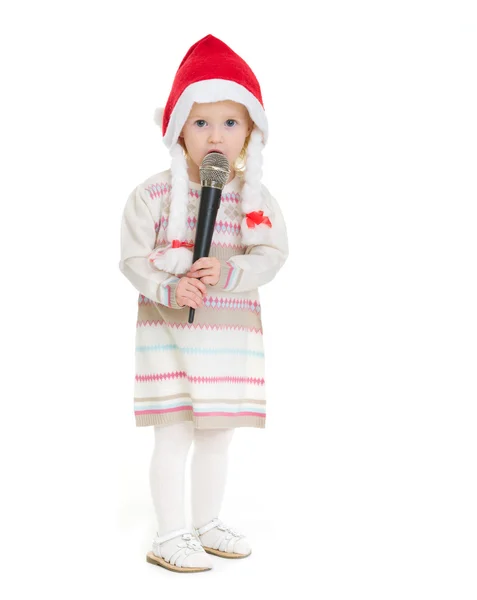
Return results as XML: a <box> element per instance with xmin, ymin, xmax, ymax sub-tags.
<box><xmin>242</xmin><ymin>127</ymin><xmax>264</xmax><ymax>213</ymax></box>
<box><xmin>154</xmin><ymin>107</ymin><xmax>164</xmax><ymax>127</ymax></box>
<box><xmin>240</xmin><ymin>222</ymin><xmax>273</xmax><ymax>246</ymax></box>
<box><xmin>240</xmin><ymin>127</ymin><xmax>273</xmax><ymax>246</ymax></box>
<box><xmin>168</xmin><ymin>143</ymin><xmax>190</xmax><ymax>241</ymax></box>
<box><xmin>150</xmin><ymin>245</ymin><xmax>194</xmax><ymax>276</ymax></box>
<box><xmin>148</xmin><ymin>141</ymin><xmax>193</xmax><ymax>275</ymax></box>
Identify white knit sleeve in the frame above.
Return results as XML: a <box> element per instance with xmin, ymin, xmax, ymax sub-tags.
<box><xmin>119</xmin><ymin>185</ymin><xmax>182</xmax><ymax>309</ymax></box>
<box><xmin>211</xmin><ymin>185</ymin><xmax>289</xmax><ymax>293</ymax></box>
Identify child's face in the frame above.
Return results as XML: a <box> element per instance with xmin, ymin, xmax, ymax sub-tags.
<box><xmin>179</xmin><ymin>100</ymin><xmax>253</xmax><ymax>172</ymax></box>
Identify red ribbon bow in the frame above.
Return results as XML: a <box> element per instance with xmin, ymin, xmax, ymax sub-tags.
<box><xmin>172</xmin><ymin>239</ymin><xmax>194</xmax><ymax>249</ymax></box>
<box><xmin>245</xmin><ymin>210</ymin><xmax>272</xmax><ymax>229</ymax></box>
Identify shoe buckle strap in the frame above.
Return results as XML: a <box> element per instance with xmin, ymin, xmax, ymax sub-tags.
<box><xmin>154</xmin><ymin>527</ymin><xmax>190</xmax><ymax>546</ymax></box>
<box><xmin>195</xmin><ymin>518</ymin><xmax>244</xmax><ymax>539</ymax></box>
<box><xmin>195</xmin><ymin>517</ymin><xmax>221</xmax><ymax>536</ymax></box>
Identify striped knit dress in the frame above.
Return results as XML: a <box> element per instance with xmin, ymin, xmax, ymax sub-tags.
<box><xmin>119</xmin><ymin>169</ymin><xmax>288</xmax><ymax>429</ymax></box>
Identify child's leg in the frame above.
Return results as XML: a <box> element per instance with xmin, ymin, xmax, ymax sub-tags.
<box><xmin>190</xmin><ymin>428</ymin><xmax>235</xmax><ymax>528</ymax></box>
<box><xmin>149</xmin><ymin>421</ymin><xmax>194</xmax><ymax>535</ymax></box>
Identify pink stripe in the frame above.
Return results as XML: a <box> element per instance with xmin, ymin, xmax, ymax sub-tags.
<box><xmin>166</xmin><ymin>284</ymin><xmax>171</xmax><ymax>306</ymax></box>
<box><xmin>224</xmin><ymin>262</ymin><xmax>234</xmax><ymax>288</ymax></box>
<box><xmin>136</xmin><ymin>371</ymin><xmax>187</xmax><ymax>382</ymax></box>
<box><xmin>188</xmin><ymin>375</ymin><xmax>265</xmax><ymax>385</ymax></box>
<box><xmin>135</xmin><ymin>406</ymin><xmax>192</xmax><ymax>415</ymax></box>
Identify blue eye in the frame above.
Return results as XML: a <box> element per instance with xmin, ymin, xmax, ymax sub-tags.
<box><xmin>193</xmin><ymin>119</ymin><xmax>237</xmax><ymax>128</ymax></box>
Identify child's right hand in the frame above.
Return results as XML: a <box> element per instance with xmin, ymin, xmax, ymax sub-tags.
<box><xmin>175</xmin><ymin>276</ymin><xmax>207</xmax><ymax>309</ymax></box>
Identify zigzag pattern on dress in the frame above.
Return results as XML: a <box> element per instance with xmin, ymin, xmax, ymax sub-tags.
<box><xmin>135</xmin><ymin>372</ymin><xmax>265</xmax><ymax>385</ymax></box>
<box><xmin>166</xmin><ymin>189</ymin><xmax>239</xmax><ymax>203</ymax></box>
<box><xmin>188</xmin><ymin>375</ymin><xmax>265</xmax><ymax>385</ymax></box>
<box><xmin>220</xmin><ymin>192</ymin><xmax>241</xmax><ymax>204</ymax></box>
<box><xmin>136</xmin><ymin>371</ymin><xmax>187</xmax><ymax>382</ymax></box>
<box><xmin>138</xmin><ymin>294</ymin><xmax>260</xmax><ymax>313</ymax></box>
<box><xmin>213</xmin><ymin>220</ymin><xmax>241</xmax><ymax>234</ymax></box>
<box><xmin>202</xmin><ymin>297</ymin><xmax>261</xmax><ymax>312</ymax></box>
<box><xmin>158</xmin><ymin>217</ymin><xmax>241</xmax><ymax>235</ymax></box>
<box><xmin>185</xmin><ymin>216</ymin><xmax>197</xmax><ymax>230</ymax></box>
<box><xmin>144</xmin><ymin>182</ymin><xmax>171</xmax><ymax>200</ymax></box>
<box><xmin>136</xmin><ymin>320</ymin><xmax>263</xmax><ymax>333</ymax></box>
<box><xmin>212</xmin><ymin>242</ymin><xmax>246</xmax><ymax>250</ymax></box>
<box><xmin>156</xmin><ymin>236</ymin><xmax>195</xmax><ymax>246</ymax></box>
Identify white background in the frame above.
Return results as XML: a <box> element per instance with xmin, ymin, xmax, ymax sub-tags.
<box><xmin>1</xmin><ymin>1</ymin><xmax>476</xmax><ymax>598</ymax></box>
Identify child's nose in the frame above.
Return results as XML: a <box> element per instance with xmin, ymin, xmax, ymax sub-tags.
<box><xmin>207</xmin><ymin>126</ymin><xmax>223</xmax><ymax>144</ymax></box>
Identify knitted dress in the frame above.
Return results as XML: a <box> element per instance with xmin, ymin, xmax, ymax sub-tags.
<box><xmin>119</xmin><ymin>168</ymin><xmax>288</xmax><ymax>429</ymax></box>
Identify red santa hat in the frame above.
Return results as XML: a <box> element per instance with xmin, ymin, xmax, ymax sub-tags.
<box><xmin>151</xmin><ymin>34</ymin><xmax>273</xmax><ymax>276</ymax></box>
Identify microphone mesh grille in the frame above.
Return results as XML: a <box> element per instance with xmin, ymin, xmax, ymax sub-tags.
<box><xmin>199</xmin><ymin>152</ymin><xmax>231</xmax><ymax>189</ymax></box>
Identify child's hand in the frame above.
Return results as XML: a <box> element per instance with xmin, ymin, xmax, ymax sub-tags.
<box><xmin>185</xmin><ymin>257</ymin><xmax>221</xmax><ymax>286</ymax></box>
<box><xmin>175</xmin><ymin>276</ymin><xmax>207</xmax><ymax>309</ymax></box>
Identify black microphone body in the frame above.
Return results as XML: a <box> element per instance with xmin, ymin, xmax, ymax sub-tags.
<box><xmin>188</xmin><ymin>185</ymin><xmax>222</xmax><ymax>324</ymax></box>
<box><xmin>192</xmin><ymin>185</ymin><xmax>222</xmax><ymax>263</ymax></box>
<box><xmin>187</xmin><ymin>152</ymin><xmax>230</xmax><ymax>324</ymax></box>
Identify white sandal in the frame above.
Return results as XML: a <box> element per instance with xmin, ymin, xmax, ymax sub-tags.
<box><xmin>146</xmin><ymin>528</ymin><xmax>213</xmax><ymax>573</ymax></box>
<box><xmin>194</xmin><ymin>518</ymin><xmax>252</xmax><ymax>559</ymax></box>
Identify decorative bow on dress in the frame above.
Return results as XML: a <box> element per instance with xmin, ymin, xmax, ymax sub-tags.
<box><xmin>172</xmin><ymin>239</ymin><xmax>194</xmax><ymax>248</ymax></box>
<box><xmin>245</xmin><ymin>211</ymin><xmax>272</xmax><ymax>229</ymax></box>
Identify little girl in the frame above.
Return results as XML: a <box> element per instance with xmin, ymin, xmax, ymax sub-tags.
<box><xmin>119</xmin><ymin>34</ymin><xmax>288</xmax><ymax>573</ymax></box>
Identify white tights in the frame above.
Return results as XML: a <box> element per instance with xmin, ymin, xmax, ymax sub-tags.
<box><xmin>149</xmin><ymin>421</ymin><xmax>235</xmax><ymax>536</ymax></box>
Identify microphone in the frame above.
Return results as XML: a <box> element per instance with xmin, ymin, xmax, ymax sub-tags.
<box><xmin>188</xmin><ymin>152</ymin><xmax>230</xmax><ymax>324</ymax></box>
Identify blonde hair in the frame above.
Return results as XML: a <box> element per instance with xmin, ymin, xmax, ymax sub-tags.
<box><xmin>232</xmin><ymin>132</ymin><xmax>251</xmax><ymax>174</ymax></box>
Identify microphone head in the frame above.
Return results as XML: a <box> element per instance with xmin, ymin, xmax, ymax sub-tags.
<box><xmin>199</xmin><ymin>152</ymin><xmax>231</xmax><ymax>189</ymax></box>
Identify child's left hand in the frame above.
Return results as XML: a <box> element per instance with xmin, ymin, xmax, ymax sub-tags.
<box><xmin>185</xmin><ymin>257</ymin><xmax>221</xmax><ymax>286</ymax></box>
